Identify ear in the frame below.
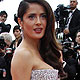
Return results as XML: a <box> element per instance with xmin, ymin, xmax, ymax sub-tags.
<box><xmin>18</xmin><ymin>18</ymin><xmax>23</xmax><ymax>29</ymax></box>
<box><xmin>77</xmin><ymin>2</ymin><xmax>78</xmax><ymax>5</ymax></box>
<box><xmin>75</xmin><ymin>37</ymin><xmax>77</xmax><ymax>42</ymax></box>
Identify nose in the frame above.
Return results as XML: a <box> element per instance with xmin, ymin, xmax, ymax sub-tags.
<box><xmin>35</xmin><ymin>17</ymin><xmax>41</xmax><ymax>26</ymax></box>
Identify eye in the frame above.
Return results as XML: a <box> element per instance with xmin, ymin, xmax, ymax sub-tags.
<box><xmin>70</xmin><ymin>1</ymin><xmax>72</xmax><ymax>3</ymax></box>
<box><xmin>16</xmin><ymin>31</ymin><xmax>19</xmax><ymax>32</ymax></box>
<box><xmin>73</xmin><ymin>1</ymin><xmax>76</xmax><ymax>3</ymax></box>
<box><xmin>77</xmin><ymin>35</ymin><xmax>80</xmax><ymax>38</ymax></box>
<box><xmin>41</xmin><ymin>14</ymin><xmax>47</xmax><ymax>19</ymax></box>
<box><xmin>28</xmin><ymin>14</ymin><xmax>35</xmax><ymax>20</ymax></box>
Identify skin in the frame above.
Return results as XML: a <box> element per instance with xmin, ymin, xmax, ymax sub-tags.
<box><xmin>63</xmin><ymin>0</ymin><xmax>78</xmax><ymax>34</ymax></box>
<box><xmin>75</xmin><ymin>32</ymin><xmax>80</xmax><ymax>45</ymax></box>
<box><xmin>13</xmin><ymin>29</ymin><xmax>21</xmax><ymax>39</ymax></box>
<box><xmin>11</xmin><ymin>3</ymin><xmax>53</xmax><ymax>80</ymax></box>
<box><xmin>0</xmin><ymin>16</ymin><xmax>2</xmax><ymax>22</ymax></box>
<box><xmin>75</xmin><ymin>32</ymin><xmax>80</xmax><ymax>55</ymax></box>
<box><xmin>0</xmin><ymin>14</ymin><xmax>7</xmax><ymax>22</ymax></box>
<box><xmin>70</xmin><ymin>0</ymin><xmax>78</xmax><ymax>10</ymax></box>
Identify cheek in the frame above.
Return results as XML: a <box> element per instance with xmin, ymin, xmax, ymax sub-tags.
<box><xmin>76</xmin><ymin>38</ymin><xmax>79</xmax><ymax>42</ymax></box>
<box><xmin>45</xmin><ymin>21</ymin><xmax>47</xmax><ymax>27</ymax></box>
<box><xmin>23</xmin><ymin>23</ymin><xmax>33</xmax><ymax>34</ymax></box>
<box><xmin>17</xmin><ymin>32</ymin><xmax>20</xmax><ymax>35</ymax></box>
<box><xmin>76</xmin><ymin>38</ymin><xmax>78</xmax><ymax>41</ymax></box>
<box><xmin>22</xmin><ymin>20</ymin><xmax>31</xmax><ymax>29</ymax></box>
<box><xmin>42</xmin><ymin>20</ymin><xmax>47</xmax><ymax>28</ymax></box>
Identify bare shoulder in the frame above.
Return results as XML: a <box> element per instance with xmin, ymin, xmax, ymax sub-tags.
<box><xmin>12</xmin><ymin>47</ymin><xmax>33</xmax><ymax>66</ymax></box>
<box><xmin>11</xmin><ymin>47</ymin><xmax>34</xmax><ymax>80</ymax></box>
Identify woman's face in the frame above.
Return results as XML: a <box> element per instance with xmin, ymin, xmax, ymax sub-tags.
<box><xmin>18</xmin><ymin>3</ymin><xmax>47</xmax><ymax>40</ymax></box>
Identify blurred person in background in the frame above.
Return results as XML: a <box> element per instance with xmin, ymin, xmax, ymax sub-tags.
<box><xmin>74</xmin><ymin>29</ymin><xmax>80</xmax><ymax>80</ymax></box>
<box><xmin>75</xmin><ymin>30</ymin><xmax>80</xmax><ymax>46</ymax></box>
<box><xmin>0</xmin><ymin>0</ymin><xmax>3</xmax><ymax>2</ymax></box>
<box><xmin>0</xmin><ymin>34</ymin><xmax>12</xmax><ymax>80</ymax></box>
<box><xmin>0</xmin><ymin>11</ymin><xmax>7</xmax><ymax>23</ymax></box>
<box><xmin>63</xmin><ymin>0</ymin><xmax>80</xmax><ymax>42</ymax></box>
<box><xmin>1</xmin><ymin>32</ymin><xmax>12</xmax><ymax>48</ymax></box>
<box><xmin>10</xmin><ymin>25</ymin><xmax>22</xmax><ymax>52</ymax></box>
<box><xmin>0</xmin><ymin>11</ymin><xmax>11</xmax><ymax>33</ymax></box>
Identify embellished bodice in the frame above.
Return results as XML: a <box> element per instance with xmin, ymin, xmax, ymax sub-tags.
<box><xmin>31</xmin><ymin>69</ymin><xmax>60</xmax><ymax>80</ymax></box>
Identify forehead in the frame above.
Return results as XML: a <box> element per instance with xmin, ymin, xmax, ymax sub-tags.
<box><xmin>27</xmin><ymin>3</ymin><xmax>46</xmax><ymax>13</ymax></box>
<box><xmin>77</xmin><ymin>32</ymin><xmax>80</xmax><ymax>35</ymax></box>
<box><xmin>70</xmin><ymin>0</ymin><xmax>77</xmax><ymax>2</ymax></box>
<box><xmin>14</xmin><ymin>29</ymin><xmax>20</xmax><ymax>32</ymax></box>
<box><xmin>15</xmin><ymin>29</ymin><xmax>20</xmax><ymax>31</ymax></box>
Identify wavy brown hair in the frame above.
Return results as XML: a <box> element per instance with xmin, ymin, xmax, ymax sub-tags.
<box><xmin>18</xmin><ymin>0</ymin><xmax>63</xmax><ymax>73</ymax></box>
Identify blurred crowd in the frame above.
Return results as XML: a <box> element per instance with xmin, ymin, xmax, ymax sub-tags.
<box><xmin>0</xmin><ymin>10</ymin><xmax>22</xmax><ymax>80</ymax></box>
<box><xmin>0</xmin><ymin>0</ymin><xmax>80</xmax><ymax>80</ymax></box>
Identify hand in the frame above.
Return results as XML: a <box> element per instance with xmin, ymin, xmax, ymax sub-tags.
<box><xmin>63</xmin><ymin>28</ymin><xmax>69</xmax><ymax>35</ymax></box>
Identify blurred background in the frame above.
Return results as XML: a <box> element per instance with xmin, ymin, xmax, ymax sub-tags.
<box><xmin>0</xmin><ymin>0</ymin><xmax>80</xmax><ymax>39</ymax></box>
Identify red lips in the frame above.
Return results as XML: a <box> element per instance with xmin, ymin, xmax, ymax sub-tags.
<box><xmin>34</xmin><ymin>28</ymin><xmax>43</xmax><ymax>34</ymax></box>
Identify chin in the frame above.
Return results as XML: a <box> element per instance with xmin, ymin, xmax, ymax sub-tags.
<box><xmin>34</xmin><ymin>35</ymin><xmax>44</xmax><ymax>39</ymax></box>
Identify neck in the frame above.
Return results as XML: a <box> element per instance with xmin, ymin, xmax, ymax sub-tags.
<box><xmin>16</xmin><ymin>35</ymin><xmax>21</xmax><ymax>41</ymax></box>
<box><xmin>23</xmin><ymin>36</ymin><xmax>40</xmax><ymax>51</ymax></box>
<box><xmin>71</xmin><ymin>7</ymin><xmax>76</xmax><ymax>10</ymax></box>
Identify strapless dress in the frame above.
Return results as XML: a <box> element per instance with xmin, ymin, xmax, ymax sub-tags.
<box><xmin>31</xmin><ymin>69</ymin><xmax>60</xmax><ymax>80</ymax></box>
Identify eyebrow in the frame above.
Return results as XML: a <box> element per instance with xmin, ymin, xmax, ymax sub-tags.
<box><xmin>28</xmin><ymin>12</ymin><xmax>46</xmax><ymax>14</ymax></box>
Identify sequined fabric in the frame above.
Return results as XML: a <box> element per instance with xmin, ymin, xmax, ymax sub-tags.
<box><xmin>31</xmin><ymin>69</ymin><xmax>60</xmax><ymax>80</ymax></box>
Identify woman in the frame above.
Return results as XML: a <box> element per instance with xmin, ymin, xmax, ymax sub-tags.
<box><xmin>11</xmin><ymin>0</ymin><xmax>64</xmax><ymax>80</ymax></box>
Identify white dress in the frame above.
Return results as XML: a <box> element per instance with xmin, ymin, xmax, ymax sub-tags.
<box><xmin>31</xmin><ymin>69</ymin><xmax>60</xmax><ymax>80</ymax></box>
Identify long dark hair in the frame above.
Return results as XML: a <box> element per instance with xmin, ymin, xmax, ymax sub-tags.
<box><xmin>18</xmin><ymin>0</ymin><xmax>64</xmax><ymax>75</ymax></box>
